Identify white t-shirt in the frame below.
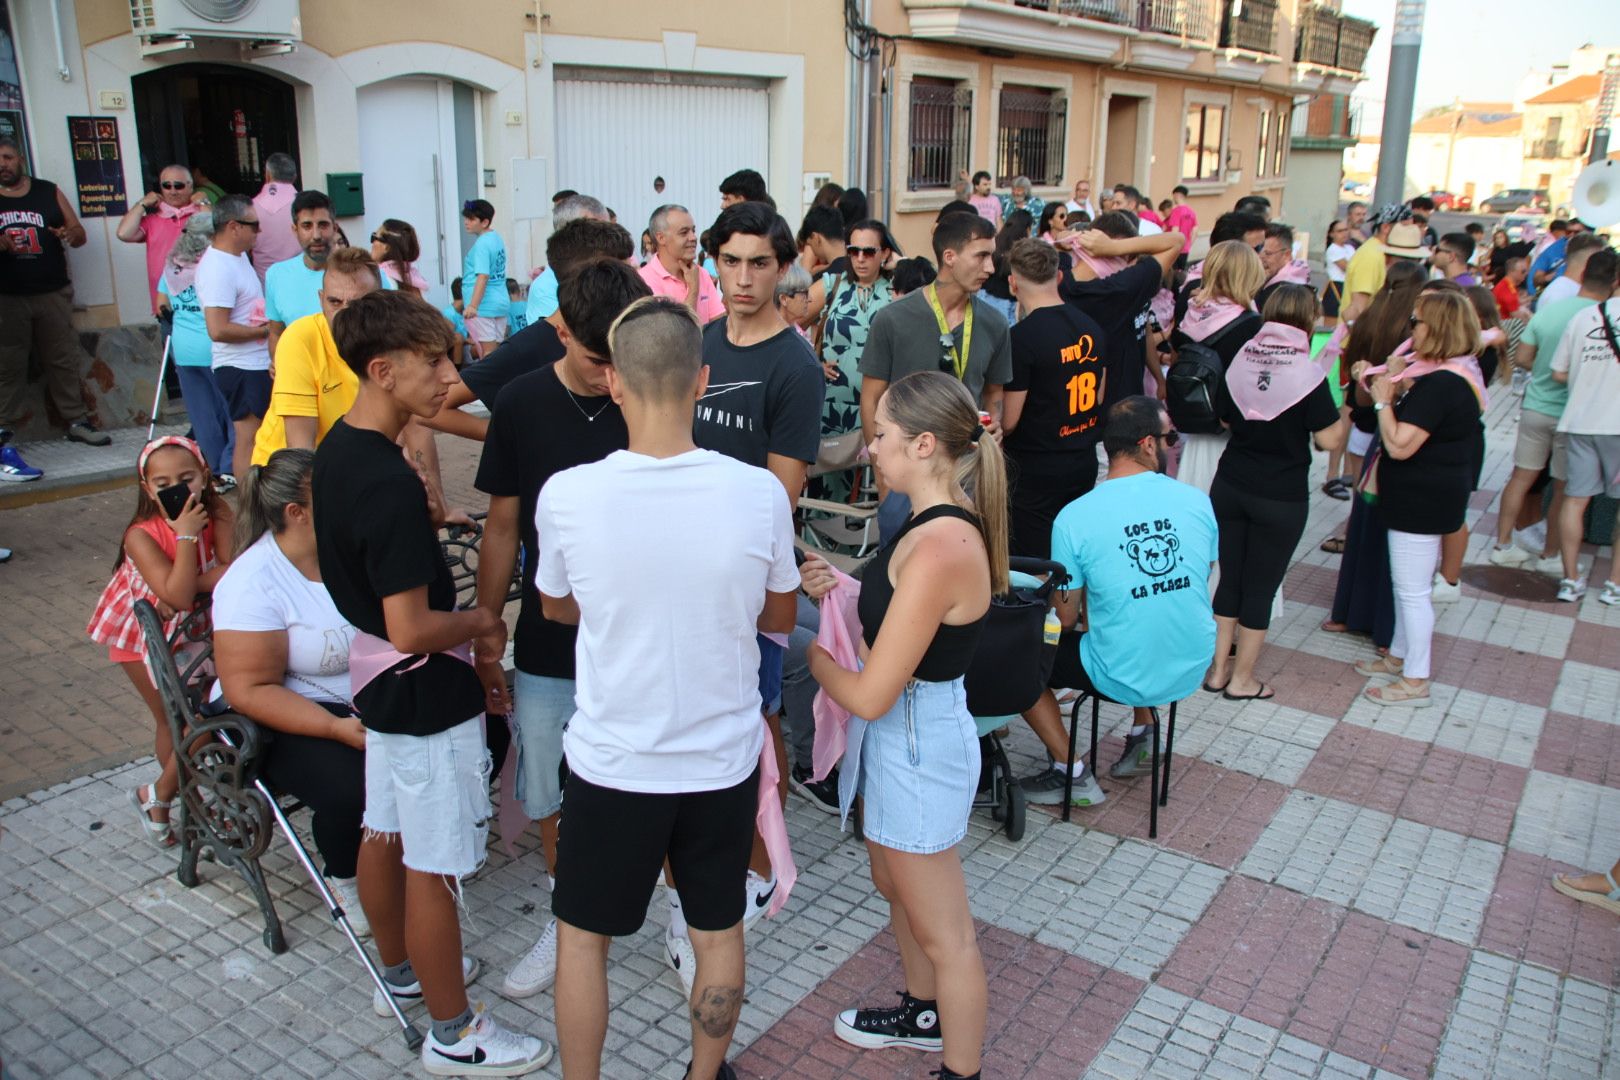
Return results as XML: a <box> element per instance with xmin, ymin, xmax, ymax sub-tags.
<box><xmin>536</xmin><ymin>448</ymin><xmax>799</xmax><ymax>794</ymax></box>
<box><xmin>1552</xmin><ymin>300</ymin><xmax>1620</xmax><ymax>435</ymax></box>
<box><xmin>212</xmin><ymin>532</ymin><xmax>356</xmax><ymax>702</ymax></box>
<box><xmin>195</xmin><ymin>246</ymin><xmax>271</xmax><ymax>371</ymax></box>
<box><xmin>1325</xmin><ymin>242</ymin><xmax>1355</xmax><ymax>283</ymax></box>
<box><xmin>1137</xmin><ymin>218</ymin><xmax>1164</xmax><ymax>236</ymax></box>
<box><xmin>1538</xmin><ymin>275</ymin><xmax>1580</xmax><ymax>309</ymax></box>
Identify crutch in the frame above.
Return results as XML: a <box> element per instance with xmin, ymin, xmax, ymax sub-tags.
<box><xmin>146</xmin><ymin>333</ymin><xmax>173</xmax><ymax>441</ymax></box>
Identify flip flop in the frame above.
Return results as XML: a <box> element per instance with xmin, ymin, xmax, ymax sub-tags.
<box><xmin>1222</xmin><ymin>684</ymin><xmax>1275</xmax><ymax>701</ymax></box>
<box><xmin>1320</xmin><ymin>536</ymin><xmax>1346</xmax><ymax>554</ymax></box>
<box><xmin>1552</xmin><ymin>871</ymin><xmax>1620</xmax><ymax>917</ymax></box>
<box><xmin>1202</xmin><ymin>679</ymin><xmax>1229</xmax><ymax>694</ymax></box>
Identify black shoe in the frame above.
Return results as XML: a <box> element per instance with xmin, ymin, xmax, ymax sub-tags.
<box><xmin>931</xmin><ymin>1068</ymin><xmax>981</xmax><ymax>1080</ymax></box>
<box><xmin>66</xmin><ymin>420</ymin><xmax>112</xmax><ymax>447</ymax></box>
<box><xmin>681</xmin><ymin>1063</ymin><xmax>737</xmax><ymax>1080</ymax></box>
<box><xmin>791</xmin><ymin>764</ymin><xmax>840</xmax><ymax>815</ymax></box>
<box><xmin>834</xmin><ymin>991</ymin><xmax>943</xmax><ymax>1051</ymax></box>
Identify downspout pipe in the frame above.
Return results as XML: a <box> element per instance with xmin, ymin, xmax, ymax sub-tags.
<box><xmin>51</xmin><ymin>0</ymin><xmax>73</xmax><ymax>80</ymax></box>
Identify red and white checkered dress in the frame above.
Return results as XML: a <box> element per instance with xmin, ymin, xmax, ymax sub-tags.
<box><xmin>86</xmin><ymin>516</ymin><xmax>217</xmax><ymax>661</ymax></box>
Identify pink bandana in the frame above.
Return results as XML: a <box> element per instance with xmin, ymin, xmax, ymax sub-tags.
<box><xmin>1480</xmin><ymin>325</ymin><xmax>1506</xmax><ymax>349</ymax></box>
<box><xmin>1265</xmin><ymin>259</ymin><xmax>1313</xmax><ymax>288</ymax></box>
<box><xmin>165</xmin><ymin>258</ymin><xmax>201</xmax><ymax>294</ymax></box>
<box><xmin>255</xmin><ymin>182</ymin><xmax>296</xmax><ymax>213</ymax></box>
<box><xmin>1360</xmin><ymin>338</ymin><xmax>1490</xmax><ymax>409</ymax></box>
<box><xmin>1225</xmin><ymin>323</ymin><xmax>1326</xmax><ymax>421</ymax></box>
<box><xmin>1149</xmin><ymin>288</ymin><xmax>1176</xmax><ymax>330</ymax></box>
<box><xmin>156</xmin><ymin>200</ymin><xmax>202</xmax><ymax>222</ymax></box>
<box><xmin>1074</xmin><ymin>248</ymin><xmax>1129</xmax><ymax>279</ymax></box>
<box><xmin>1316</xmin><ymin>321</ymin><xmax>1350</xmax><ymax>374</ymax></box>
<box><xmin>1179</xmin><ymin>296</ymin><xmax>1249</xmax><ymax>342</ymax></box>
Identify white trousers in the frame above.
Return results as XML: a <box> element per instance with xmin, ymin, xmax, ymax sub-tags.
<box><xmin>1387</xmin><ymin>529</ymin><xmax>1441</xmax><ymax>680</ymax></box>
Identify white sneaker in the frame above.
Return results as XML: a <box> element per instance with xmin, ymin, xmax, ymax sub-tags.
<box><xmin>421</xmin><ymin>1006</ymin><xmax>553</xmax><ymax>1077</ymax></box>
<box><xmin>1431</xmin><ymin>573</ymin><xmax>1461</xmax><ymax>603</ymax></box>
<box><xmin>1599</xmin><ymin>581</ymin><xmax>1620</xmax><ymax>607</ymax></box>
<box><xmin>742</xmin><ymin>870</ymin><xmax>777</xmax><ymax>929</ymax></box>
<box><xmin>326</xmin><ymin>875</ymin><xmax>370</xmax><ymax>939</ymax></box>
<box><xmin>1534</xmin><ymin>555</ymin><xmax>1570</xmax><ymax>578</ymax></box>
<box><xmin>500</xmin><ymin>918</ymin><xmax>557</xmax><ymax>999</ymax></box>
<box><xmin>1513</xmin><ymin>521</ymin><xmax>1548</xmax><ymax>553</ymax></box>
<box><xmin>1488</xmin><ymin>544</ymin><xmax>1531</xmax><ymax>567</ymax></box>
<box><xmin>665</xmin><ymin>922</ymin><xmax>696</xmax><ymax>995</ymax></box>
<box><xmin>373</xmin><ymin>955</ymin><xmax>481</xmax><ymax>1016</ymax></box>
<box><xmin>1557</xmin><ymin>577</ymin><xmax>1588</xmax><ymax>603</ymax></box>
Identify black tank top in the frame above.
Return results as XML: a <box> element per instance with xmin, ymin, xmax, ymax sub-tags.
<box><xmin>0</xmin><ymin>179</ymin><xmax>69</xmax><ymax>295</ymax></box>
<box><xmin>858</xmin><ymin>503</ymin><xmax>988</xmax><ymax>683</ymax></box>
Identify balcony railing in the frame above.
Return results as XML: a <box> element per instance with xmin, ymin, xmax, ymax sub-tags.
<box><xmin>1011</xmin><ymin>0</ymin><xmax>1134</xmax><ymax>27</ymax></box>
<box><xmin>1336</xmin><ymin>16</ymin><xmax>1375</xmax><ymax>72</ymax></box>
<box><xmin>1528</xmin><ymin>138</ymin><xmax>1565</xmax><ymax>160</ymax></box>
<box><xmin>1220</xmin><ymin>0</ymin><xmax>1278</xmax><ymax>55</ymax></box>
<box><xmin>1138</xmin><ymin>0</ymin><xmax>1212</xmax><ymax>40</ymax></box>
<box><xmin>1293</xmin><ymin>5</ymin><xmax>1376</xmax><ymax>73</ymax></box>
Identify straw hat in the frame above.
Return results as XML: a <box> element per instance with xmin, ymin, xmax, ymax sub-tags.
<box><xmin>1384</xmin><ymin>222</ymin><xmax>1429</xmax><ymax>259</ymax></box>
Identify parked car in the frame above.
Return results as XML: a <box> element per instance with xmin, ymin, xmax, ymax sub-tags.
<box><xmin>1501</xmin><ymin>212</ymin><xmax>1548</xmax><ymax>241</ymax></box>
<box><xmin>1481</xmin><ymin>189</ymin><xmax>1551</xmax><ymax>214</ymax></box>
<box><xmin>1420</xmin><ymin>190</ymin><xmax>1459</xmax><ymax>210</ymax></box>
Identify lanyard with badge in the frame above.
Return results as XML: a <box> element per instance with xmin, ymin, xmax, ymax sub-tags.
<box><xmin>926</xmin><ymin>283</ymin><xmax>972</xmax><ymax>382</ymax></box>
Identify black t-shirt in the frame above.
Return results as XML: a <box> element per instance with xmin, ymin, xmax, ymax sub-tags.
<box><xmin>1377</xmin><ymin>371</ymin><xmax>1483</xmax><ymax>535</ymax></box>
<box><xmin>1005</xmin><ymin>304</ymin><xmax>1109</xmax><ymax>454</ymax></box>
<box><xmin>696</xmin><ymin>320</ymin><xmax>825</xmax><ymax>467</ymax></box>
<box><xmin>1215</xmin><ymin>379</ymin><xmax>1339</xmax><ymax>501</ymax></box>
<box><xmin>459</xmin><ymin>319</ymin><xmax>566</xmax><ymax>410</ymax></box>
<box><xmin>1478</xmin><ymin>345</ymin><xmax>1500</xmax><ymax>386</ymax></box>
<box><xmin>475</xmin><ymin>365</ymin><xmax>628</xmax><ymax>678</ymax></box>
<box><xmin>1059</xmin><ymin>259</ymin><xmax>1162</xmax><ymax>402</ymax></box>
<box><xmin>312</xmin><ymin>420</ymin><xmax>484</xmax><ymax>735</ymax></box>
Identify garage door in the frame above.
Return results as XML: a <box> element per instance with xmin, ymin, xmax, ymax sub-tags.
<box><xmin>555</xmin><ymin>71</ymin><xmax>770</xmax><ymax>243</ymax></box>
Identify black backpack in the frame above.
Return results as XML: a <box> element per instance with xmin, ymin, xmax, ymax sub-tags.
<box><xmin>1167</xmin><ymin>316</ymin><xmax>1253</xmax><ymax>435</ymax></box>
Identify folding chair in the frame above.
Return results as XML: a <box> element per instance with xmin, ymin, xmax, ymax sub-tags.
<box><xmin>796</xmin><ymin>427</ymin><xmax>880</xmax><ymax>575</ymax></box>
<box><xmin>1062</xmin><ymin>690</ymin><xmax>1179</xmax><ymax>840</ymax></box>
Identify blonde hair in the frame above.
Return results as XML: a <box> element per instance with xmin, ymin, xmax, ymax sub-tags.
<box><xmin>1196</xmin><ymin>240</ymin><xmax>1266</xmax><ymax>308</ymax></box>
<box><xmin>1412</xmin><ymin>290</ymin><xmax>1482</xmax><ymax>361</ymax></box>
<box><xmin>607</xmin><ymin>295</ymin><xmax>703</xmax><ymax>401</ymax></box>
<box><xmin>878</xmin><ymin>372</ymin><xmax>1009</xmax><ymax>594</ymax></box>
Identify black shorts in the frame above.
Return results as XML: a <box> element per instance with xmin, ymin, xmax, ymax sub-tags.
<box><xmin>552</xmin><ymin>766</ymin><xmax>760</xmax><ymax>937</ymax></box>
<box><xmin>1050</xmin><ymin>630</ymin><xmax>1099</xmax><ymax>695</ymax></box>
<box><xmin>1322</xmin><ymin>281</ymin><xmax>1343</xmax><ymax>318</ymax></box>
<box><xmin>1008</xmin><ymin>449</ymin><xmax>1099</xmax><ymax>559</ymax></box>
<box><xmin>214</xmin><ymin>366</ymin><xmax>272</xmax><ymax>421</ymax></box>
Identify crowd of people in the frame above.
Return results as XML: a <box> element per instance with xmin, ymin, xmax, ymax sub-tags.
<box><xmin>25</xmin><ymin>143</ymin><xmax>1615</xmax><ymax>1079</ymax></box>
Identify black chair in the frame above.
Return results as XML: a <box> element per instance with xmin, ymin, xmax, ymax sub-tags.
<box><xmin>1062</xmin><ymin>690</ymin><xmax>1179</xmax><ymax>840</ymax></box>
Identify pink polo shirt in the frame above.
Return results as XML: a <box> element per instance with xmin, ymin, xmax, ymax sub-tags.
<box><xmin>638</xmin><ymin>257</ymin><xmax>726</xmax><ymax>324</ymax></box>
<box><xmin>249</xmin><ymin>182</ymin><xmax>301</xmax><ymax>282</ymax></box>
<box><xmin>1166</xmin><ymin>204</ymin><xmax>1198</xmax><ymax>254</ymax></box>
<box><xmin>138</xmin><ymin>204</ymin><xmax>203</xmax><ymax>313</ymax></box>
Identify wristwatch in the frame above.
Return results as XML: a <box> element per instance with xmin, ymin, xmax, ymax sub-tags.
<box><xmin>1373</xmin><ymin>402</ymin><xmax>1388</xmax><ymax>412</ymax></box>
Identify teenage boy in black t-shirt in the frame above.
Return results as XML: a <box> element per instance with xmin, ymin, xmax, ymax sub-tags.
<box><xmin>312</xmin><ymin>291</ymin><xmax>551</xmax><ymax>1077</ymax></box>
<box><xmin>472</xmin><ymin>257</ymin><xmax>652</xmax><ymax>1000</ymax></box>
<box><xmin>1003</xmin><ymin>238</ymin><xmax>1109</xmax><ymax>558</ymax></box>
<box><xmin>1059</xmin><ymin>213</ymin><xmax>1182</xmax><ymax>404</ymax></box>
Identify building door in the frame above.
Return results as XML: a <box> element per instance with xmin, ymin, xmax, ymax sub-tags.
<box><xmin>357</xmin><ymin>78</ymin><xmax>481</xmax><ymax>307</ymax></box>
<box><xmin>1104</xmin><ymin>96</ymin><xmax>1142</xmax><ymax>190</ymax></box>
<box><xmin>132</xmin><ymin>64</ymin><xmax>298</xmax><ymax>196</ymax></box>
<box><xmin>554</xmin><ymin>71</ymin><xmax>769</xmax><ymax>243</ymax></box>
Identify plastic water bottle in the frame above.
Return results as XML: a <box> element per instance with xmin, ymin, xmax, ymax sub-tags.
<box><xmin>1043</xmin><ymin>609</ymin><xmax>1062</xmax><ymax>646</ymax></box>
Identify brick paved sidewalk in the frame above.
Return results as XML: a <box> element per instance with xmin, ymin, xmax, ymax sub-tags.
<box><xmin>2</xmin><ymin>395</ymin><xmax>1618</xmax><ymax>1078</ymax></box>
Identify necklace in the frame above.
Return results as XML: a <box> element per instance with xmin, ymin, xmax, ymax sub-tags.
<box><xmin>562</xmin><ymin>385</ymin><xmax>611</xmax><ymax>422</ymax></box>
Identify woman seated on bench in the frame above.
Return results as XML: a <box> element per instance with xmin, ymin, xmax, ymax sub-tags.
<box><xmin>212</xmin><ymin>448</ymin><xmax>370</xmax><ymax>935</ymax></box>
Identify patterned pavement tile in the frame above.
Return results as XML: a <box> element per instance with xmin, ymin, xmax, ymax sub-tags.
<box><xmin>1434</xmin><ymin>952</ymin><xmax>1617</xmax><ymax>1079</ymax></box>
<box><xmin>1244</xmin><ymin>643</ymin><xmax>1370</xmax><ymax>719</ymax></box>
<box><xmin>1549</xmin><ymin>660</ymin><xmax>1620</xmax><ymax>724</ymax></box>
<box><xmin>1509</xmin><ymin>770</ymin><xmax>1620</xmax><ymax>871</ymax></box>
<box><xmin>1567</xmin><ymin>620</ymin><xmax>1620</xmax><ymax>670</ymax></box>
<box><xmin>1159</xmin><ymin>875</ymin><xmax>1470</xmax><ymax>1079</ymax></box>
<box><xmin>1158</xmin><ymin>695</ymin><xmax>1337</xmax><ymax>787</ymax></box>
<box><xmin>1082</xmin><ymin>985</ymin><xmax>1404</xmax><ymax>1080</ymax></box>
<box><xmin>731</xmin><ymin>922</ymin><xmax>1145</xmax><ymax>1080</ymax></box>
<box><xmin>1423</xmin><ymin>632</ymin><xmax>1567</xmax><ymax>709</ymax></box>
<box><xmin>1432</xmin><ymin>595</ymin><xmax>1576</xmax><ymax>659</ymax></box>
<box><xmin>1532</xmin><ymin>711</ymin><xmax>1620</xmax><ymax>790</ymax></box>
<box><xmin>1336</xmin><ymin>682</ymin><xmax>1545</xmax><ymax>770</ymax></box>
<box><xmin>1478</xmin><ymin>849</ymin><xmax>1620</xmax><ymax>990</ymax></box>
<box><xmin>1283</xmin><ymin>562</ymin><xmax>1341</xmax><ymax>610</ymax></box>
<box><xmin>1297</xmin><ymin>723</ymin><xmax>1528</xmax><ymax>844</ymax></box>
<box><xmin>1238</xmin><ymin>791</ymin><xmax>1502</xmax><ymax>945</ymax></box>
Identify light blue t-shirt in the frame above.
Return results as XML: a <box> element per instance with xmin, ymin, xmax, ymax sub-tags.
<box><xmin>507</xmin><ymin>307</ymin><xmax>529</xmax><ymax>337</ymax></box>
<box><xmin>159</xmin><ymin>272</ymin><xmax>212</xmax><ymax>368</ymax></box>
<box><xmin>1051</xmin><ymin>471</ymin><xmax>1219</xmax><ymax>706</ymax></box>
<box><xmin>263</xmin><ymin>255</ymin><xmax>323</xmax><ymax>326</ymax></box>
<box><xmin>1521</xmin><ymin>295</ymin><xmax>1595</xmax><ymax>418</ymax></box>
<box><xmin>463</xmin><ymin>231</ymin><xmax>510</xmax><ymax>319</ymax></box>
<box><xmin>525</xmin><ymin>266</ymin><xmax>558</xmax><ymax>323</ymax></box>
<box><xmin>440</xmin><ymin>303</ymin><xmax>467</xmax><ymax>336</ymax></box>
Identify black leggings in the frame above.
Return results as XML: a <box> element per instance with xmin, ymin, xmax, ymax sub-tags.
<box><xmin>1210</xmin><ymin>475</ymin><xmax>1307</xmax><ymax>631</ymax></box>
<box><xmin>259</xmin><ymin>729</ymin><xmax>365</xmax><ymax>879</ymax></box>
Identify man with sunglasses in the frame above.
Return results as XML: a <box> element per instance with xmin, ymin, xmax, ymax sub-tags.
<box><xmin>116</xmin><ymin>164</ymin><xmax>210</xmax><ymax>317</ymax></box>
<box><xmin>196</xmin><ymin>194</ymin><xmax>272</xmax><ymax>481</ymax></box>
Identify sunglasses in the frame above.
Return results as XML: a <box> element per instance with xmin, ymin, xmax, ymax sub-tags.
<box><xmin>848</xmin><ymin>246</ymin><xmax>881</xmax><ymax>258</ymax></box>
<box><xmin>232</xmin><ymin>219</ymin><xmax>261</xmax><ymax>232</ymax></box>
<box><xmin>370</xmin><ymin>232</ymin><xmax>387</xmax><ymax>244</ymax></box>
<box><xmin>160</xmin><ymin>181</ymin><xmax>190</xmax><ymax>191</ymax></box>
<box><xmin>1408</xmin><ymin>314</ymin><xmax>1424</xmax><ymax>327</ymax></box>
<box><xmin>1158</xmin><ymin>430</ymin><xmax>1181</xmax><ymax>447</ymax></box>
<box><xmin>938</xmin><ymin>333</ymin><xmax>958</xmax><ymax>374</ymax></box>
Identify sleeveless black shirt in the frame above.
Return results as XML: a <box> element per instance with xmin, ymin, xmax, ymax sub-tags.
<box><xmin>0</xmin><ymin>179</ymin><xmax>70</xmax><ymax>295</ymax></box>
<box><xmin>857</xmin><ymin>503</ymin><xmax>988</xmax><ymax>682</ymax></box>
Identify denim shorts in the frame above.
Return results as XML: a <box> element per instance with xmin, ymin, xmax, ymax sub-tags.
<box><xmin>838</xmin><ymin>676</ymin><xmax>978</xmax><ymax>855</ymax></box>
<box><xmin>512</xmin><ymin>670</ymin><xmax>573</xmax><ymax>820</ymax></box>
<box><xmin>363</xmin><ymin>717</ymin><xmax>491</xmax><ymax>877</ymax></box>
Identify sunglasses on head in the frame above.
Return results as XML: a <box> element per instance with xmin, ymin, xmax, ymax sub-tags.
<box><xmin>370</xmin><ymin>232</ymin><xmax>387</xmax><ymax>244</ymax></box>
<box><xmin>848</xmin><ymin>246</ymin><xmax>881</xmax><ymax>258</ymax></box>
<box><xmin>160</xmin><ymin>181</ymin><xmax>190</xmax><ymax>190</ymax></box>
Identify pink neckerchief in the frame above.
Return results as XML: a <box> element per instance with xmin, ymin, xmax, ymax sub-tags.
<box><xmin>1317</xmin><ymin>321</ymin><xmax>1350</xmax><ymax>373</ymax></box>
<box><xmin>810</xmin><ymin>567</ymin><xmax>862</xmax><ymax>781</ymax></box>
<box><xmin>1149</xmin><ymin>288</ymin><xmax>1176</xmax><ymax>330</ymax></box>
<box><xmin>1265</xmin><ymin>259</ymin><xmax>1313</xmax><ymax>288</ymax></box>
<box><xmin>166</xmin><ymin>259</ymin><xmax>201</xmax><ymax>293</ymax></box>
<box><xmin>1179</xmin><ymin>295</ymin><xmax>1249</xmax><ymax>341</ymax></box>
<box><xmin>255</xmin><ymin>182</ymin><xmax>297</xmax><ymax>213</ymax></box>
<box><xmin>1073</xmin><ymin>246</ymin><xmax>1129</xmax><ymax>280</ymax></box>
<box><xmin>382</xmin><ymin>260</ymin><xmax>430</xmax><ymax>292</ymax></box>
<box><xmin>755</xmin><ymin>718</ymin><xmax>797</xmax><ymax>917</ymax></box>
<box><xmin>156</xmin><ymin>200</ymin><xmax>202</xmax><ymax>222</ymax></box>
<box><xmin>1184</xmin><ymin>261</ymin><xmax>1205</xmax><ymax>286</ymax></box>
<box><xmin>1480</xmin><ymin>326</ymin><xmax>1506</xmax><ymax>349</ymax></box>
<box><xmin>1225</xmin><ymin>323</ymin><xmax>1326</xmax><ymax>421</ymax></box>
<box><xmin>1359</xmin><ymin>338</ymin><xmax>1490</xmax><ymax>409</ymax></box>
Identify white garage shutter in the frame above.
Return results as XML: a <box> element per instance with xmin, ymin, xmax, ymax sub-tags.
<box><xmin>555</xmin><ymin>72</ymin><xmax>770</xmax><ymax>241</ymax></box>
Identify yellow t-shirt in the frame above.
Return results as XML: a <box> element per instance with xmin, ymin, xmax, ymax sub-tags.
<box><xmin>1342</xmin><ymin>237</ymin><xmax>1387</xmax><ymax>302</ymax></box>
<box><xmin>250</xmin><ymin>313</ymin><xmax>357</xmax><ymax>467</ymax></box>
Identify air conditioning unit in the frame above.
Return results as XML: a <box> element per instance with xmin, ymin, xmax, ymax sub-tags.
<box><xmin>129</xmin><ymin>0</ymin><xmax>302</xmax><ymax>43</ymax></box>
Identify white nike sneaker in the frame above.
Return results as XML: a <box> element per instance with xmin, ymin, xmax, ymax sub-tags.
<box><xmin>421</xmin><ymin>1006</ymin><xmax>553</xmax><ymax>1077</ymax></box>
<box><xmin>742</xmin><ymin>870</ymin><xmax>777</xmax><ymax>929</ymax></box>
<box><xmin>374</xmin><ymin>955</ymin><xmax>481</xmax><ymax>1016</ymax></box>
<box><xmin>501</xmin><ymin>918</ymin><xmax>557</xmax><ymax>999</ymax></box>
<box><xmin>325</xmin><ymin>875</ymin><xmax>370</xmax><ymax>938</ymax></box>
<box><xmin>665</xmin><ymin>922</ymin><xmax>696</xmax><ymax>995</ymax></box>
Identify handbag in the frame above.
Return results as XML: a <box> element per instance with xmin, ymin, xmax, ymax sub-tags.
<box><xmin>812</xmin><ymin>271</ymin><xmax>848</xmax><ymax>362</ymax></box>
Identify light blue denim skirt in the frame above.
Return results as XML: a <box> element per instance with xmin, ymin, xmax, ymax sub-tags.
<box><xmin>838</xmin><ymin>676</ymin><xmax>978</xmax><ymax>854</ymax></box>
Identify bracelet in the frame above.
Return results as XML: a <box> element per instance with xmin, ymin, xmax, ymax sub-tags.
<box><xmin>174</xmin><ymin>534</ymin><xmax>200</xmax><ymax>544</ymax></box>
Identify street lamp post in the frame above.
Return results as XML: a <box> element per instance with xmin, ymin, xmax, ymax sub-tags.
<box><xmin>1373</xmin><ymin>0</ymin><xmax>1426</xmax><ymax>208</ymax></box>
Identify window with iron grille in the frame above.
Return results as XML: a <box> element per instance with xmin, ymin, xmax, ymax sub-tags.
<box><xmin>1256</xmin><ymin>107</ymin><xmax>1272</xmax><ymax>178</ymax></box>
<box><xmin>1272</xmin><ymin>108</ymin><xmax>1288</xmax><ymax>176</ymax></box>
<box><xmin>1183</xmin><ymin>103</ymin><xmax>1225</xmax><ymax>181</ymax></box>
<box><xmin>996</xmin><ymin>86</ymin><xmax>1067</xmax><ymax>187</ymax></box>
<box><xmin>908</xmin><ymin>77</ymin><xmax>973</xmax><ymax>191</ymax></box>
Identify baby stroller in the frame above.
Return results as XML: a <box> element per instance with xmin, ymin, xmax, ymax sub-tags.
<box><xmin>963</xmin><ymin>557</ymin><xmax>1069</xmax><ymax>842</ymax></box>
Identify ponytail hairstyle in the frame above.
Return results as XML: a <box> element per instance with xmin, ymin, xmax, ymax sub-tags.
<box><xmin>878</xmin><ymin>372</ymin><xmax>1009</xmax><ymax>595</ymax></box>
<box><xmin>371</xmin><ymin>218</ymin><xmax>422</xmax><ymax>296</ymax></box>
<box><xmin>233</xmin><ymin>448</ymin><xmax>315</xmax><ymax>559</ymax></box>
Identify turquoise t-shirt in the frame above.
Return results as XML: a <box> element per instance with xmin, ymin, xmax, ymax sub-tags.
<box><xmin>263</xmin><ymin>256</ymin><xmax>323</xmax><ymax>326</ymax></box>
<box><xmin>463</xmin><ymin>232</ymin><xmax>510</xmax><ymax>319</ymax></box>
<box><xmin>1521</xmin><ymin>295</ymin><xmax>1596</xmax><ymax>418</ymax></box>
<box><xmin>525</xmin><ymin>266</ymin><xmax>557</xmax><ymax>323</ymax></box>
<box><xmin>1051</xmin><ymin>471</ymin><xmax>1219</xmax><ymax>706</ymax></box>
<box><xmin>507</xmin><ymin>307</ymin><xmax>529</xmax><ymax>337</ymax></box>
<box><xmin>441</xmin><ymin>303</ymin><xmax>467</xmax><ymax>336</ymax></box>
<box><xmin>159</xmin><ymin>272</ymin><xmax>212</xmax><ymax>368</ymax></box>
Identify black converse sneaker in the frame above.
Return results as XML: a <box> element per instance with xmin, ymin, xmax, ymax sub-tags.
<box><xmin>834</xmin><ymin>991</ymin><xmax>943</xmax><ymax>1052</ymax></box>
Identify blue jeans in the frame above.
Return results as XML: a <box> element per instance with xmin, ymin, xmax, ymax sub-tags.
<box><xmin>174</xmin><ymin>365</ymin><xmax>235</xmax><ymax>474</ymax></box>
<box><xmin>878</xmin><ymin>490</ymin><xmax>912</xmax><ymax>546</ymax></box>
<box><xmin>781</xmin><ymin>594</ymin><xmax>821</xmax><ymax>772</ymax></box>
<box><xmin>980</xmin><ymin>294</ymin><xmax>1017</xmax><ymax>327</ymax></box>
<box><xmin>512</xmin><ymin>670</ymin><xmax>573</xmax><ymax>820</ymax></box>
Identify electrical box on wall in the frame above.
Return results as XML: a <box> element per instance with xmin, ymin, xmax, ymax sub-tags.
<box><xmin>326</xmin><ymin>173</ymin><xmax>364</xmax><ymax>217</ymax></box>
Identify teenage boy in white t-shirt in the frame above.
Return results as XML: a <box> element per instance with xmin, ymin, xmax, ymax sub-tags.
<box><xmin>537</xmin><ymin>296</ymin><xmax>799</xmax><ymax>1080</ymax></box>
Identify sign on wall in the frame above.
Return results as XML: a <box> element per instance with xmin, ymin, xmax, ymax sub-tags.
<box><xmin>67</xmin><ymin>116</ymin><xmax>128</xmax><ymax>218</ymax></box>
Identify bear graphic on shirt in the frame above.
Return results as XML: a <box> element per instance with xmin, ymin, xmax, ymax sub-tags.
<box><xmin>1121</xmin><ymin>519</ymin><xmax>1193</xmax><ymax>599</ymax></box>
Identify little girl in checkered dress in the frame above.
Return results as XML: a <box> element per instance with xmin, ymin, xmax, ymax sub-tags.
<box><xmin>86</xmin><ymin>436</ymin><xmax>234</xmax><ymax>848</ymax></box>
